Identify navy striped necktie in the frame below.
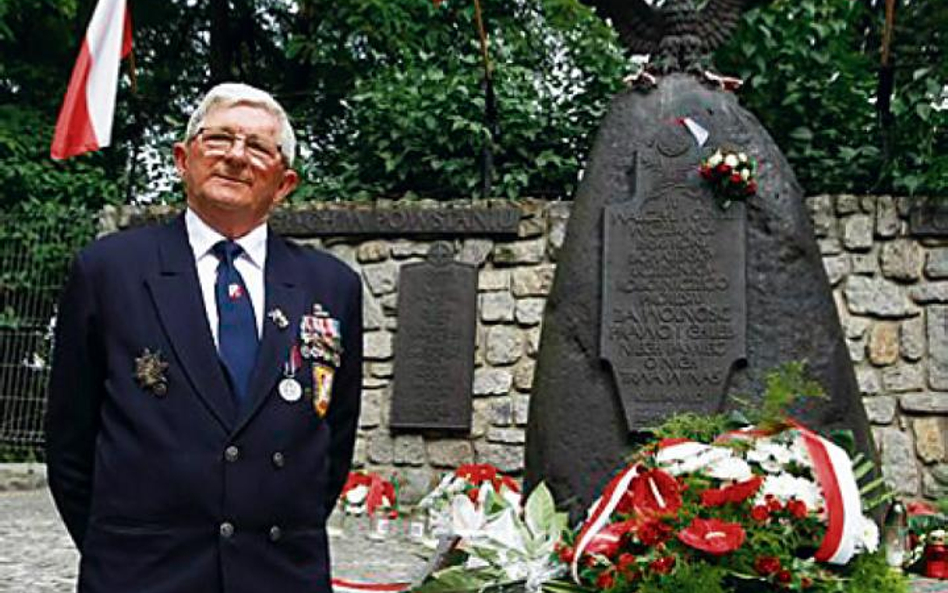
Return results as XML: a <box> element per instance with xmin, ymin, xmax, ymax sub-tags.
<box><xmin>213</xmin><ymin>240</ymin><xmax>259</xmax><ymax>409</ymax></box>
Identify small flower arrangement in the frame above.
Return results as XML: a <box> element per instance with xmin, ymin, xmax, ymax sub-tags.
<box><xmin>339</xmin><ymin>471</ymin><xmax>399</xmax><ymax>517</ymax></box>
<box><xmin>905</xmin><ymin>500</ymin><xmax>948</xmax><ymax>579</ymax></box>
<box><xmin>417</xmin><ymin>463</ymin><xmax>521</xmax><ymax>537</ymax></box>
<box><xmin>699</xmin><ymin>148</ymin><xmax>758</xmax><ymax>209</ymax></box>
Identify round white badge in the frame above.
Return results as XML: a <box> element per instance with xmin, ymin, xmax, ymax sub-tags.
<box><xmin>279</xmin><ymin>378</ymin><xmax>302</xmax><ymax>402</ymax></box>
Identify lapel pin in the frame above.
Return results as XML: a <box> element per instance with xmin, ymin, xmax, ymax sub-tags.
<box><xmin>267</xmin><ymin>308</ymin><xmax>289</xmax><ymax>329</ymax></box>
<box><xmin>134</xmin><ymin>348</ymin><xmax>169</xmax><ymax>397</ymax></box>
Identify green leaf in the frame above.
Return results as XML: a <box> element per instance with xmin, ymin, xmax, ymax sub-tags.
<box><xmin>524</xmin><ymin>482</ymin><xmax>556</xmax><ymax>538</ymax></box>
<box><xmin>789</xmin><ymin>127</ymin><xmax>814</xmax><ymax>142</ymax></box>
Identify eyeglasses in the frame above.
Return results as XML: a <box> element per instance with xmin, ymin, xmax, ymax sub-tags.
<box><xmin>192</xmin><ymin>127</ymin><xmax>283</xmax><ymax>165</ymax></box>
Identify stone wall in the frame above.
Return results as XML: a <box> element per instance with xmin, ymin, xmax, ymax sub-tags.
<box><xmin>105</xmin><ymin>198</ymin><xmax>948</xmax><ymax>503</ymax></box>
<box><xmin>807</xmin><ymin>195</ymin><xmax>948</xmax><ymax>501</ymax></box>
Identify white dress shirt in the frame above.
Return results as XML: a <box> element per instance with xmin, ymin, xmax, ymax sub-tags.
<box><xmin>185</xmin><ymin>208</ymin><xmax>266</xmax><ymax>348</ymax></box>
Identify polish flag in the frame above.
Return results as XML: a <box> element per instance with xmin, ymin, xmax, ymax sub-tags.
<box><xmin>50</xmin><ymin>0</ymin><xmax>133</xmax><ymax>160</ymax></box>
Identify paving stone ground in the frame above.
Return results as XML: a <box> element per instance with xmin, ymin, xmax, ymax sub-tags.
<box><xmin>0</xmin><ymin>488</ymin><xmax>429</xmax><ymax>593</ymax></box>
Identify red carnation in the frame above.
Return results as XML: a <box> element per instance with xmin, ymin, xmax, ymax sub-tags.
<box><xmin>649</xmin><ymin>556</ymin><xmax>676</xmax><ymax>574</ymax></box>
<box><xmin>751</xmin><ymin>504</ymin><xmax>770</xmax><ymax>522</ymax></box>
<box><xmin>617</xmin><ymin>553</ymin><xmax>638</xmax><ymax>578</ymax></box>
<box><xmin>636</xmin><ymin>518</ymin><xmax>673</xmax><ymax>546</ymax></box>
<box><xmin>787</xmin><ymin>499</ymin><xmax>808</xmax><ymax>519</ymax></box>
<box><xmin>595</xmin><ymin>568</ymin><xmax>615</xmax><ymax>590</ymax></box>
<box><xmin>754</xmin><ymin>556</ymin><xmax>782</xmax><ymax>576</ymax></box>
<box><xmin>766</xmin><ymin>495</ymin><xmax>783</xmax><ymax>512</ymax></box>
<box><xmin>630</xmin><ymin>469</ymin><xmax>682</xmax><ymax>517</ymax></box>
<box><xmin>555</xmin><ymin>543</ymin><xmax>575</xmax><ymax>564</ymax></box>
<box><xmin>677</xmin><ymin>518</ymin><xmax>746</xmax><ymax>556</ymax></box>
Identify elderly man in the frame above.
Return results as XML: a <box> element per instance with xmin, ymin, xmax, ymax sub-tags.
<box><xmin>45</xmin><ymin>83</ymin><xmax>363</xmax><ymax>593</ymax></box>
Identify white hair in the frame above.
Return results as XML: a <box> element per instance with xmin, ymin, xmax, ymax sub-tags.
<box><xmin>185</xmin><ymin>82</ymin><xmax>296</xmax><ymax>166</ymax></box>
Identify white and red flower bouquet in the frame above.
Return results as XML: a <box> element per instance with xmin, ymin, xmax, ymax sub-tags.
<box><xmin>339</xmin><ymin>470</ymin><xmax>399</xmax><ymax>517</ymax></box>
<box><xmin>417</xmin><ymin>463</ymin><xmax>522</xmax><ymax>538</ymax></box>
<box><xmin>558</xmin><ymin>421</ymin><xmax>883</xmax><ymax>592</ymax></box>
<box><xmin>699</xmin><ymin>148</ymin><xmax>758</xmax><ymax>209</ymax></box>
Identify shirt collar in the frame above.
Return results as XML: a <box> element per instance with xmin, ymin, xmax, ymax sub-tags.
<box><xmin>184</xmin><ymin>208</ymin><xmax>268</xmax><ymax>270</ymax></box>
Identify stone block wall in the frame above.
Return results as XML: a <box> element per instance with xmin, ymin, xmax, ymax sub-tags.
<box><xmin>105</xmin><ymin>197</ymin><xmax>948</xmax><ymax>503</ymax></box>
<box><xmin>806</xmin><ymin>195</ymin><xmax>948</xmax><ymax>501</ymax></box>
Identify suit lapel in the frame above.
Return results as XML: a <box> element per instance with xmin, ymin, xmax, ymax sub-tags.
<box><xmin>234</xmin><ymin>233</ymin><xmax>305</xmax><ymax>433</ymax></box>
<box><xmin>146</xmin><ymin>216</ymin><xmax>237</xmax><ymax>430</ymax></box>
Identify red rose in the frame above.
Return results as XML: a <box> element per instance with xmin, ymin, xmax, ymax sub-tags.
<box><xmin>677</xmin><ymin>518</ymin><xmax>746</xmax><ymax>555</ymax></box>
<box><xmin>730</xmin><ymin>173</ymin><xmax>742</xmax><ymax>183</ymax></box>
<box><xmin>754</xmin><ymin>556</ymin><xmax>782</xmax><ymax>576</ymax></box>
<box><xmin>787</xmin><ymin>499</ymin><xmax>808</xmax><ymax>519</ymax></box>
<box><xmin>649</xmin><ymin>556</ymin><xmax>676</xmax><ymax>574</ymax></box>
<box><xmin>751</xmin><ymin>505</ymin><xmax>770</xmax><ymax>522</ymax></box>
<box><xmin>636</xmin><ymin>518</ymin><xmax>673</xmax><ymax>546</ymax></box>
<box><xmin>717</xmin><ymin>163</ymin><xmax>729</xmax><ymax>173</ymax></box>
<box><xmin>776</xmin><ymin>570</ymin><xmax>792</xmax><ymax>584</ymax></box>
<box><xmin>631</xmin><ymin>469</ymin><xmax>682</xmax><ymax>517</ymax></box>
<box><xmin>595</xmin><ymin>568</ymin><xmax>615</xmax><ymax>590</ymax></box>
<box><xmin>746</xmin><ymin>181</ymin><xmax>758</xmax><ymax>195</ymax></box>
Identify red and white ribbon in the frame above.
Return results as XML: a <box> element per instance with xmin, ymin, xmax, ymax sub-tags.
<box><xmin>789</xmin><ymin>421</ymin><xmax>862</xmax><ymax>565</ymax></box>
<box><xmin>570</xmin><ymin>463</ymin><xmax>640</xmax><ymax>583</ymax></box>
<box><xmin>331</xmin><ymin>579</ymin><xmax>411</xmax><ymax>593</ymax></box>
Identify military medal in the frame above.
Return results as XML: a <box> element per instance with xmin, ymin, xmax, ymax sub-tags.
<box><xmin>313</xmin><ymin>364</ymin><xmax>334</xmax><ymax>418</ymax></box>
<box><xmin>134</xmin><ymin>348</ymin><xmax>169</xmax><ymax>397</ymax></box>
<box><xmin>267</xmin><ymin>307</ymin><xmax>289</xmax><ymax>329</ymax></box>
<box><xmin>280</xmin><ymin>345</ymin><xmax>303</xmax><ymax>402</ymax></box>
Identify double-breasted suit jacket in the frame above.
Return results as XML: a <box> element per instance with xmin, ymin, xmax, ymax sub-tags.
<box><xmin>45</xmin><ymin>215</ymin><xmax>363</xmax><ymax>593</ymax></box>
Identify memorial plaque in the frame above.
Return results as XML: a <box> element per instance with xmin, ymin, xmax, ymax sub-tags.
<box><xmin>390</xmin><ymin>243</ymin><xmax>477</xmax><ymax>432</ymax></box>
<box><xmin>124</xmin><ymin>207</ymin><xmax>521</xmax><ymax>237</ymax></box>
<box><xmin>602</xmin><ymin>183</ymin><xmax>746</xmax><ymax>430</ymax></box>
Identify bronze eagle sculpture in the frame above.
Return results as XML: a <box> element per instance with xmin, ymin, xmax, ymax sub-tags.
<box><xmin>579</xmin><ymin>0</ymin><xmax>771</xmax><ymax>75</ymax></box>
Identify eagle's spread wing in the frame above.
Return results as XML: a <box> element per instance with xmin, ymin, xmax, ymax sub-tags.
<box><xmin>698</xmin><ymin>0</ymin><xmax>770</xmax><ymax>52</ymax></box>
<box><xmin>581</xmin><ymin>0</ymin><xmax>666</xmax><ymax>55</ymax></box>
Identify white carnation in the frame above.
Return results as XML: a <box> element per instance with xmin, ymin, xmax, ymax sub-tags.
<box><xmin>755</xmin><ymin>473</ymin><xmax>823</xmax><ymax>511</ymax></box>
<box><xmin>856</xmin><ymin>515</ymin><xmax>880</xmax><ymax>553</ymax></box>
<box><xmin>747</xmin><ymin>439</ymin><xmax>794</xmax><ymax>473</ymax></box>
<box><xmin>706</xmin><ymin>456</ymin><xmax>754</xmax><ymax>482</ymax></box>
<box><xmin>657</xmin><ymin>443</ymin><xmax>733</xmax><ymax>476</ymax></box>
<box><xmin>345</xmin><ymin>484</ymin><xmax>369</xmax><ymax>505</ymax></box>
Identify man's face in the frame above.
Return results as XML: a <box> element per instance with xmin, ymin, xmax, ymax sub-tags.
<box><xmin>173</xmin><ymin>103</ymin><xmax>298</xmax><ymax>236</ymax></box>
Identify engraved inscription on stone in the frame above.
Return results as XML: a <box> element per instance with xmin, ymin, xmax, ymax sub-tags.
<box><xmin>390</xmin><ymin>244</ymin><xmax>477</xmax><ymax>431</ymax></box>
<box><xmin>124</xmin><ymin>207</ymin><xmax>521</xmax><ymax>237</ymax></box>
<box><xmin>601</xmin><ymin>190</ymin><xmax>746</xmax><ymax>430</ymax></box>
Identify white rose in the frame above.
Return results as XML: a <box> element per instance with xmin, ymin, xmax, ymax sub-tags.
<box><xmin>740</xmin><ymin>168</ymin><xmax>750</xmax><ymax>180</ymax></box>
<box><xmin>708</xmin><ymin>152</ymin><xmax>723</xmax><ymax>167</ymax></box>
<box><xmin>738</xmin><ymin>152</ymin><xmax>748</xmax><ymax>163</ymax></box>
<box><xmin>724</xmin><ymin>154</ymin><xmax>739</xmax><ymax>168</ymax></box>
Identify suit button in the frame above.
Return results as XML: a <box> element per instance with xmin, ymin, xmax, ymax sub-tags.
<box><xmin>219</xmin><ymin>522</ymin><xmax>235</xmax><ymax>538</ymax></box>
<box><xmin>272</xmin><ymin>452</ymin><xmax>285</xmax><ymax>468</ymax></box>
<box><xmin>269</xmin><ymin>525</ymin><xmax>282</xmax><ymax>542</ymax></box>
<box><xmin>224</xmin><ymin>446</ymin><xmax>240</xmax><ymax>462</ymax></box>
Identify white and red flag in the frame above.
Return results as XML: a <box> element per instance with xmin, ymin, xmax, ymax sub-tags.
<box><xmin>50</xmin><ymin>0</ymin><xmax>133</xmax><ymax>160</ymax></box>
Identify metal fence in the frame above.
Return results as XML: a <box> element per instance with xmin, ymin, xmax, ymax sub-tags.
<box><xmin>0</xmin><ymin>207</ymin><xmax>94</xmax><ymax>458</ymax></box>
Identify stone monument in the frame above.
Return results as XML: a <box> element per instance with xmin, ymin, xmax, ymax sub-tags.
<box><xmin>525</xmin><ymin>0</ymin><xmax>876</xmax><ymax>519</ymax></box>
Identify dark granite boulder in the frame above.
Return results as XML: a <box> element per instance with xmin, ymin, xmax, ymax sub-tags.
<box><xmin>524</xmin><ymin>74</ymin><xmax>875</xmax><ymax>519</ymax></box>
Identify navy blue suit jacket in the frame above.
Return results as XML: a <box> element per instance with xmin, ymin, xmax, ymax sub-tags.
<box><xmin>45</xmin><ymin>215</ymin><xmax>363</xmax><ymax>593</ymax></box>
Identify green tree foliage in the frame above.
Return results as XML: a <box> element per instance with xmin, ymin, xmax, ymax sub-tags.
<box><xmin>716</xmin><ymin>0</ymin><xmax>947</xmax><ymax>196</ymax></box>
